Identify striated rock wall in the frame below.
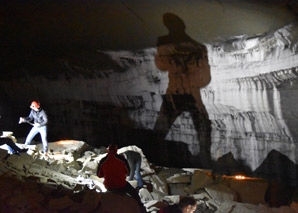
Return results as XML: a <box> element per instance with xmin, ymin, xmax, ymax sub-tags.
<box><xmin>1</xmin><ymin>22</ymin><xmax>298</xmax><ymax>184</ymax></box>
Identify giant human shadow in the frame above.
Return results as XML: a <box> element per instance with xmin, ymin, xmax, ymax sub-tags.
<box><xmin>154</xmin><ymin>13</ymin><xmax>212</xmax><ymax>168</ymax></box>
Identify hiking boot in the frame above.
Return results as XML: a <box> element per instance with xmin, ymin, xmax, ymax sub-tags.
<box><xmin>12</xmin><ymin>151</ymin><xmax>20</xmax><ymax>155</ymax></box>
<box><xmin>19</xmin><ymin>148</ymin><xmax>28</xmax><ymax>153</ymax></box>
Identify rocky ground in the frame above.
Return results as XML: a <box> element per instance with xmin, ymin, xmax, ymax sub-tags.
<box><xmin>1</xmin><ymin>139</ymin><xmax>298</xmax><ymax>213</ymax></box>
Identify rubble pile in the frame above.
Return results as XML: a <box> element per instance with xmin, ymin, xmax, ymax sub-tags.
<box><xmin>0</xmin><ymin>140</ymin><xmax>298</xmax><ymax>212</ymax></box>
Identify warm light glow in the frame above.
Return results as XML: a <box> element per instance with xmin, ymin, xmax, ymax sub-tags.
<box><xmin>219</xmin><ymin>174</ymin><xmax>262</xmax><ymax>181</ymax></box>
<box><xmin>235</xmin><ymin>175</ymin><xmax>246</xmax><ymax>180</ymax></box>
<box><xmin>57</xmin><ymin>140</ymin><xmax>77</xmax><ymax>145</ymax></box>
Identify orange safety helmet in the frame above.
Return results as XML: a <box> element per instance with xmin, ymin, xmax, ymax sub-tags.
<box><xmin>30</xmin><ymin>101</ymin><xmax>40</xmax><ymax>109</ymax></box>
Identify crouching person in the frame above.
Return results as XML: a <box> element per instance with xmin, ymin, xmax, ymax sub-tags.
<box><xmin>0</xmin><ymin>135</ymin><xmax>28</xmax><ymax>155</ymax></box>
<box><xmin>122</xmin><ymin>150</ymin><xmax>144</xmax><ymax>190</ymax></box>
<box><xmin>97</xmin><ymin>144</ymin><xmax>147</xmax><ymax>213</ymax></box>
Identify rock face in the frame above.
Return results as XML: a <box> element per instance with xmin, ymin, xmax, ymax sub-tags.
<box><xmin>1</xmin><ymin>19</ymin><xmax>298</xmax><ymax>184</ymax></box>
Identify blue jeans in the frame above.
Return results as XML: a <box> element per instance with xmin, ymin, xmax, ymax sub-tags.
<box><xmin>25</xmin><ymin>126</ymin><xmax>48</xmax><ymax>152</ymax></box>
<box><xmin>128</xmin><ymin>159</ymin><xmax>143</xmax><ymax>188</ymax></box>
<box><xmin>135</xmin><ymin>161</ymin><xmax>143</xmax><ymax>188</ymax></box>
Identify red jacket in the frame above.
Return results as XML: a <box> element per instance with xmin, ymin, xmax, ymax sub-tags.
<box><xmin>98</xmin><ymin>152</ymin><xmax>130</xmax><ymax>190</ymax></box>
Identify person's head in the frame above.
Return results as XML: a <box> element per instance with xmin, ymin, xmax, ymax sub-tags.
<box><xmin>107</xmin><ymin>144</ymin><xmax>118</xmax><ymax>154</ymax></box>
<box><xmin>178</xmin><ymin>196</ymin><xmax>197</xmax><ymax>213</ymax></box>
<box><xmin>163</xmin><ymin>12</ymin><xmax>185</xmax><ymax>32</ymax></box>
<box><xmin>30</xmin><ymin>101</ymin><xmax>40</xmax><ymax>111</ymax></box>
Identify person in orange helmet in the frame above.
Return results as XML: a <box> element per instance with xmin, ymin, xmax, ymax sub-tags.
<box><xmin>19</xmin><ymin>101</ymin><xmax>48</xmax><ymax>155</ymax></box>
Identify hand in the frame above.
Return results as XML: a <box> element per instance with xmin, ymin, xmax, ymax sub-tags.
<box><xmin>18</xmin><ymin>117</ymin><xmax>24</xmax><ymax>124</ymax></box>
<box><xmin>33</xmin><ymin>123</ymin><xmax>41</xmax><ymax>127</ymax></box>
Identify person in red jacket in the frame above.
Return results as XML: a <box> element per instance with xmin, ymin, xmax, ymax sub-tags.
<box><xmin>97</xmin><ymin>144</ymin><xmax>147</xmax><ymax>213</ymax></box>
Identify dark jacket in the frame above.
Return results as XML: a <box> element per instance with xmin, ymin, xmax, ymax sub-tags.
<box><xmin>123</xmin><ymin>150</ymin><xmax>142</xmax><ymax>164</ymax></box>
<box><xmin>25</xmin><ymin>109</ymin><xmax>48</xmax><ymax>126</ymax></box>
<box><xmin>158</xmin><ymin>204</ymin><xmax>181</xmax><ymax>213</ymax></box>
<box><xmin>98</xmin><ymin>152</ymin><xmax>130</xmax><ymax>190</ymax></box>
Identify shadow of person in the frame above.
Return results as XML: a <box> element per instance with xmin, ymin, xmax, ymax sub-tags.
<box><xmin>154</xmin><ymin>13</ymin><xmax>212</xmax><ymax>168</ymax></box>
<box><xmin>253</xmin><ymin>149</ymin><xmax>298</xmax><ymax>207</ymax></box>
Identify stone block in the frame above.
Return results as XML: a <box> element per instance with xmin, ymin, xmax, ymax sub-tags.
<box><xmin>228</xmin><ymin>178</ymin><xmax>268</xmax><ymax>205</ymax></box>
<box><xmin>217</xmin><ymin>200</ymin><xmax>260</xmax><ymax>213</ymax></box>
<box><xmin>205</xmin><ymin>183</ymin><xmax>237</xmax><ymax>205</ymax></box>
<box><xmin>139</xmin><ymin>187</ymin><xmax>154</xmax><ymax>202</ymax></box>
<box><xmin>144</xmin><ymin>200</ymin><xmax>167</xmax><ymax>212</ymax></box>
<box><xmin>191</xmin><ymin>170</ymin><xmax>213</xmax><ymax>192</ymax></box>
<box><xmin>163</xmin><ymin>195</ymin><xmax>180</xmax><ymax>204</ymax></box>
<box><xmin>167</xmin><ymin>173</ymin><xmax>191</xmax><ymax>183</ymax></box>
<box><xmin>168</xmin><ymin>183</ymin><xmax>190</xmax><ymax>196</ymax></box>
<box><xmin>151</xmin><ymin>174</ymin><xmax>168</xmax><ymax>195</ymax></box>
<box><xmin>150</xmin><ymin>191</ymin><xmax>164</xmax><ymax>201</ymax></box>
<box><xmin>79</xmin><ymin>159</ymin><xmax>98</xmax><ymax>173</ymax></box>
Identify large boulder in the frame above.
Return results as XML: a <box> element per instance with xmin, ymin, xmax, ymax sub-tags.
<box><xmin>228</xmin><ymin>178</ymin><xmax>268</xmax><ymax>205</ymax></box>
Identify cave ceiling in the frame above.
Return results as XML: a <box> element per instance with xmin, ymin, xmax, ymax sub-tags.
<box><xmin>1</xmin><ymin>0</ymin><xmax>298</xmax><ymax>50</ymax></box>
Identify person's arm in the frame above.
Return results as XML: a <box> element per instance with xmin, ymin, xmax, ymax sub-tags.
<box><xmin>24</xmin><ymin>110</ymin><xmax>34</xmax><ymax>122</ymax></box>
<box><xmin>98</xmin><ymin>165</ymin><xmax>104</xmax><ymax>178</ymax></box>
<box><xmin>38</xmin><ymin>110</ymin><xmax>48</xmax><ymax>126</ymax></box>
<box><xmin>124</xmin><ymin>157</ymin><xmax>130</xmax><ymax>175</ymax></box>
<box><xmin>97</xmin><ymin>156</ymin><xmax>107</xmax><ymax>177</ymax></box>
